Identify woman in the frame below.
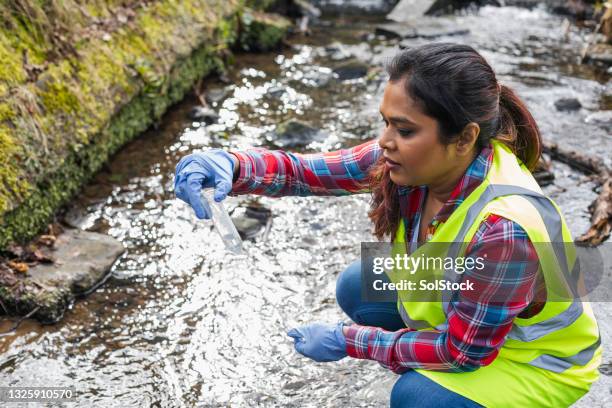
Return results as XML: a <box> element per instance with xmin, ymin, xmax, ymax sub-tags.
<box><xmin>174</xmin><ymin>43</ymin><xmax>601</xmax><ymax>407</ymax></box>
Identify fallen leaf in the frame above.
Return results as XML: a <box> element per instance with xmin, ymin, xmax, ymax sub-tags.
<box><xmin>7</xmin><ymin>260</ymin><xmax>28</xmax><ymax>274</ymax></box>
<box><xmin>37</xmin><ymin>235</ymin><xmax>56</xmax><ymax>247</ymax></box>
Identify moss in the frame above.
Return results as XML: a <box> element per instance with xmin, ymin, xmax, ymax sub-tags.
<box><xmin>39</xmin><ymin>82</ymin><xmax>80</xmax><ymax>114</ymax></box>
<box><xmin>0</xmin><ymin>125</ymin><xmax>32</xmax><ymax>214</ymax></box>
<box><xmin>0</xmin><ymin>0</ymin><xmax>290</xmax><ymax>251</ymax></box>
<box><xmin>245</xmin><ymin>0</ymin><xmax>280</xmax><ymax>10</ymax></box>
<box><xmin>0</xmin><ymin>102</ymin><xmax>15</xmax><ymax>122</ymax></box>
<box><xmin>239</xmin><ymin>9</ymin><xmax>291</xmax><ymax>52</ymax></box>
<box><xmin>0</xmin><ymin>21</ymin><xmax>235</xmax><ymax>249</ymax></box>
<box><xmin>0</xmin><ymin>35</ymin><xmax>26</xmax><ymax>85</ymax></box>
<box><xmin>0</xmin><ymin>282</ymin><xmax>70</xmax><ymax>323</ymax></box>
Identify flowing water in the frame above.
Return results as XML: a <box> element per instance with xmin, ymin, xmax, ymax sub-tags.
<box><xmin>1</xmin><ymin>6</ymin><xmax>610</xmax><ymax>407</ymax></box>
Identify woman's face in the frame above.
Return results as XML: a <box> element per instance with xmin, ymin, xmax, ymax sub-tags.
<box><xmin>378</xmin><ymin>79</ymin><xmax>461</xmax><ymax>187</ymax></box>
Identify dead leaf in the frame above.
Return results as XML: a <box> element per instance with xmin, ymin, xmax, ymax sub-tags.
<box><xmin>37</xmin><ymin>235</ymin><xmax>56</xmax><ymax>247</ymax></box>
<box><xmin>7</xmin><ymin>261</ymin><xmax>28</xmax><ymax>274</ymax></box>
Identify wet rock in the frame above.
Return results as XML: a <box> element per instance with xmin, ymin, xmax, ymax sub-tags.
<box><xmin>429</xmin><ymin>0</ymin><xmax>501</xmax><ymax>15</ymax></box>
<box><xmin>387</xmin><ymin>0</ymin><xmax>438</xmax><ymax>21</ymax></box>
<box><xmin>188</xmin><ymin>106</ymin><xmax>219</xmax><ymax>124</ymax></box>
<box><xmin>554</xmin><ymin>97</ymin><xmax>582</xmax><ymax>112</ymax></box>
<box><xmin>0</xmin><ymin>229</ymin><xmax>124</xmax><ymax>323</ymax></box>
<box><xmin>232</xmin><ymin>203</ymin><xmax>272</xmax><ymax>239</ymax></box>
<box><xmin>303</xmin><ymin>67</ymin><xmax>334</xmax><ymax>86</ymax></box>
<box><xmin>360</xmin><ymin>32</ymin><xmax>376</xmax><ymax>42</ymax></box>
<box><xmin>205</xmin><ymin>87</ymin><xmax>231</xmax><ymax>105</ymax></box>
<box><xmin>375</xmin><ymin>23</ymin><xmax>417</xmax><ymax>39</ymax></box>
<box><xmin>266</xmin><ymin>84</ymin><xmax>286</xmax><ymax>98</ymax></box>
<box><xmin>504</xmin><ymin>0</ymin><xmax>592</xmax><ymax>17</ymax></box>
<box><xmin>232</xmin><ymin>215</ymin><xmax>262</xmax><ymax>239</ymax></box>
<box><xmin>63</xmin><ymin>203</ymin><xmax>91</xmax><ymax>229</ymax></box>
<box><xmin>294</xmin><ymin>0</ymin><xmax>322</xmax><ymax>19</ymax></box>
<box><xmin>310</xmin><ymin>0</ymin><xmax>400</xmax><ymax>15</ymax></box>
<box><xmin>534</xmin><ymin>170</ymin><xmax>555</xmax><ymax>187</ymax></box>
<box><xmin>282</xmin><ymin>380</ymin><xmax>308</xmax><ymax>391</ymax></box>
<box><xmin>415</xmin><ymin>25</ymin><xmax>469</xmax><ymax>38</ymax></box>
<box><xmin>600</xmin><ymin>362</ymin><xmax>612</xmax><ymax>376</ymax></box>
<box><xmin>324</xmin><ymin>42</ymin><xmax>353</xmax><ymax>61</ymax></box>
<box><xmin>245</xmin><ymin>205</ymin><xmax>272</xmax><ymax>222</ymax></box>
<box><xmin>265</xmin><ymin>119</ymin><xmax>328</xmax><ymax>148</ymax></box>
<box><xmin>388</xmin><ymin>0</ymin><xmax>499</xmax><ymax>21</ymax></box>
<box><xmin>239</xmin><ymin>11</ymin><xmax>292</xmax><ymax>52</ymax></box>
<box><xmin>333</xmin><ymin>59</ymin><xmax>369</xmax><ymax>80</ymax></box>
<box><xmin>376</xmin><ymin>18</ymin><xmax>468</xmax><ymax>40</ymax></box>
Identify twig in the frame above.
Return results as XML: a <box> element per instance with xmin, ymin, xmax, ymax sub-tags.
<box><xmin>0</xmin><ymin>305</ymin><xmax>40</xmax><ymax>337</ymax></box>
<box><xmin>0</xmin><ymin>297</ymin><xmax>9</xmax><ymax>316</ymax></box>
<box><xmin>543</xmin><ymin>142</ymin><xmax>612</xmax><ymax>245</ymax></box>
<box><xmin>262</xmin><ymin>217</ymin><xmax>273</xmax><ymax>242</ymax></box>
<box><xmin>577</xmin><ymin>174</ymin><xmax>612</xmax><ymax>245</ymax></box>
<box><xmin>543</xmin><ymin>142</ymin><xmax>607</xmax><ymax>176</ymax></box>
<box><xmin>193</xmin><ymin>79</ymin><xmax>208</xmax><ymax>107</ymax></box>
<box><xmin>581</xmin><ymin>12</ymin><xmax>605</xmax><ymax>63</ymax></box>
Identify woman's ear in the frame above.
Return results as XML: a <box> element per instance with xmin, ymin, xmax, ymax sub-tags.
<box><xmin>456</xmin><ymin>123</ymin><xmax>480</xmax><ymax>156</ymax></box>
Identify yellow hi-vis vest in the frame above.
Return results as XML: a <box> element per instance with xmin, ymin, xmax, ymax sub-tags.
<box><xmin>388</xmin><ymin>140</ymin><xmax>601</xmax><ymax>407</ymax></box>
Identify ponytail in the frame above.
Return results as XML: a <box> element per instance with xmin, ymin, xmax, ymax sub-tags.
<box><xmin>496</xmin><ymin>85</ymin><xmax>542</xmax><ymax>170</ymax></box>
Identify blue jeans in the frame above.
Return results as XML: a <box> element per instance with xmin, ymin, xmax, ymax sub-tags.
<box><xmin>335</xmin><ymin>259</ymin><xmax>483</xmax><ymax>408</ymax></box>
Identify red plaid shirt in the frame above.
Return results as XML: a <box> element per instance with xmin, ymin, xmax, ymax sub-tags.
<box><xmin>230</xmin><ymin>139</ymin><xmax>541</xmax><ymax>373</ymax></box>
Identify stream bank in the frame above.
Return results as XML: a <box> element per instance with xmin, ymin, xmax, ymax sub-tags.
<box><xmin>0</xmin><ymin>0</ymin><xmax>290</xmax><ymax>251</ymax></box>
<box><xmin>0</xmin><ymin>0</ymin><xmax>291</xmax><ymax>322</ymax></box>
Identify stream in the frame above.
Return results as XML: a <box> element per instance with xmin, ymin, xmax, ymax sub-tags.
<box><xmin>0</xmin><ymin>6</ymin><xmax>610</xmax><ymax>407</ymax></box>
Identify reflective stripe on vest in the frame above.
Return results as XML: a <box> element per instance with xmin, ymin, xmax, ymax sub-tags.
<box><xmin>528</xmin><ymin>335</ymin><xmax>602</xmax><ymax>373</ymax></box>
<box><xmin>398</xmin><ymin>305</ymin><xmax>431</xmax><ymax>330</ymax></box>
<box><xmin>397</xmin><ymin>182</ymin><xmax>600</xmax><ymax>374</ymax></box>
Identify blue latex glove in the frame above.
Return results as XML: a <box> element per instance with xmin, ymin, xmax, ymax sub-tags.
<box><xmin>174</xmin><ymin>149</ymin><xmax>236</xmax><ymax>219</ymax></box>
<box><xmin>287</xmin><ymin>322</ymin><xmax>347</xmax><ymax>362</ymax></box>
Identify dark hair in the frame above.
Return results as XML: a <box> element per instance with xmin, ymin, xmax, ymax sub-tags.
<box><xmin>368</xmin><ymin>43</ymin><xmax>542</xmax><ymax>240</ymax></box>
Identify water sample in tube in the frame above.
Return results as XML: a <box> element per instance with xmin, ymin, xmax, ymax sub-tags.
<box><xmin>201</xmin><ymin>188</ymin><xmax>244</xmax><ymax>254</ymax></box>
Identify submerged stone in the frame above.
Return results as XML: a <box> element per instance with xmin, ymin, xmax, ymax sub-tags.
<box><xmin>188</xmin><ymin>106</ymin><xmax>220</xmax><ymax>124</ymax></box>
<box><xmin>333</xmin><ymin>59</ymin><xmax>369</xmax><ymax>80</ymax></box>
<box><xmin>266</xmin><ymin>84</ymin><xmax>287</xmax><ymax>98</ymax></box>
<box><xmin>554</xmin><ymin>98</ymin><xmax>582</xmax><ymax>112</ymax></box>
<box><xmin>205</xmin><ymin>87</ymin><xmax>231</xmax><ymax>105</ymax></box>
<box><xmin>232</xmin><ymin>215</ymin><xmax>262</xmax><ymax>239</ymax></box>
<box><xmin>325</xmin><ymin>42</ymin><xmax>353</xmax><ymax>61</ymax></box>
<box><xmin>415</xmin><ymin>26</ymin><xmax>469</xmax><ymax>38</ymax></box>
<box><xmin>310</xmin><ymin>0</ymin><xmax>399</xmax><ymax>15</ymax></box>
<box><xmin>375</xmin><ymin>23</ymin><xmax>418</xmax><ymax>39</ymax></box>
<box><xmin>303</xmin><ymin>67</ymin><xmax>334</xmax><ymax>87</ymax></box>
<box><xmin>265</xmin><ymin>119</ymin><xmax>328</xmax><ymax>148</ymax></box>
<box><xmin>232</xmin><ymin>203</ymin><xmax>272</xmax><ymax>239</ymax></box>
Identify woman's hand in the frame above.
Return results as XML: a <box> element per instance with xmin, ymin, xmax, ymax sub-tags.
<box><xmin>287</xmin><ymin>322</ymin><xmax>347</xmax><ymax>362</ymax></box>
<box><xmin>174</xmin><ymin>149</ymin><xmax>237</xmax><ymax>219</ymax></box>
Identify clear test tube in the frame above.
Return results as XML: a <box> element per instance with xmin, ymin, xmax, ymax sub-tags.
<box><xmin>201</xmin><ymin>188</ymin><xmax>244</xmax><ymax>254</ymax></box>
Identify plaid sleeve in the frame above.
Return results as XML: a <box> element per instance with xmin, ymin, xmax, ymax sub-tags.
<box><xmin>228</xmin><ymin>139</ymin><xmax>381</xmax><ymax>197</ymax></box>
<box><xmin>344</xmin><ymin>214</ymin><xmax>540</xmax><ymax>374</ymax></box>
